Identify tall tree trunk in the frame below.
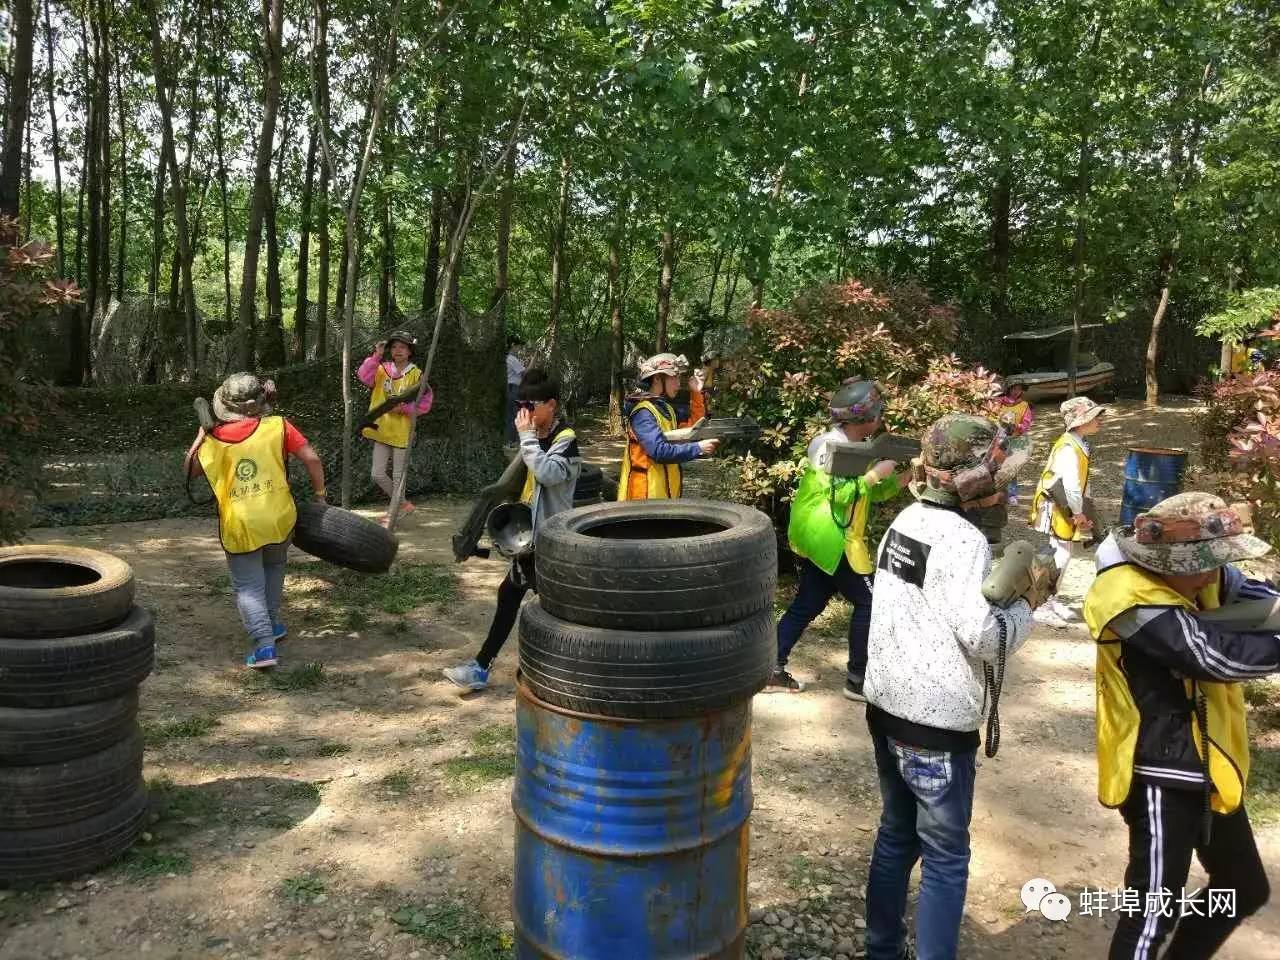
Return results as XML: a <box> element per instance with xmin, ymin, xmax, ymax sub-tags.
<box><xmin>145</xmin><ymin>0</ymin><xmax>199</xmax><ymax>375</ymax></box>
<box><xmin>311</xmin><ymin>0</ymin><xmax>331</xmax><ymax>357</ymax></box>
<box><xmin>0</xmin><ymin>0</ymin><xmax>35</xmax><ymax>218</ymax></box>
<box><xmin>607</xmin><ymin>199</ymin><xmax>627</xmax><ymax>436</ymax></box>
<box><xmin>42</xmin><ymin>0</ymin><xmax>65</xmax><ymax>274</ymax></box>
<box><xmin>1067</xmin><ymin>19</ymin><xmax>1105</xmax><ymax>397</ymax></box>
<box><xmin>722</xmin><ymin>256</ymin><xmax>741</xmax><ymax>323</ymax></box>
<box><xmin>334</xmin><ymin>229</ymin><xmax>349</xmax><ymax>340</ymax></box>
<box><xmin>546</xmin><ymin>153</ymin><xmax>571</xmax><ymax>357</ymax></box>
<box><xmin>235</xmin><ymin>0</ymin><xmax>285</xmax><ymax>370</ymax></box>
<box><xmin>334</xmin><ymin>3</ymin><xmax>403</xmax><ymax>508</ymax></box>
<box><xmin>421</xmin><ymin>186</ymin><xmax>442</xmax><ymax>314</ymax></box>
<box><xmin>20</xmin><ymin>108</ymin><xmax>33</xmax><ymax>237</ymax></box>
<box><xmin>706</xmin><ymin>243</ymin><xmax>725</xmax><ymax>312</ymax></box>
<box><xmin>113</xmin><ymin>28</ymin><xmax>127</xmax><ymax>297</ymax></box>
<box><xmin>214</xmin><ymin>0</ymin><xmax>231</xmax><ymax>326</ymax></box>
<box><xmin>95</xmin><ymin>0</ymin><xmax>112</xmax><ymax>313</ymax></box>
<box><xmin>83</xmin><ymin>11</ymin><xmax>104</xmax><ymax>382</ymax></box>
<box><xmin>656</xmin><ymin>222</ymin><xmax>674</xmax><ymax>351</ymax></box>
<box><xmin>378</xmin><ymin>185</ymin><xmax>394</xmax><ymax>320</ymax></box>
<box><xmin>148</xmin><ymin>161</ymin><xmax>165</xmax><ymax>298</ymax></box>
<box><xmin>293</xmin><ymin>125</ymin><xmax>317</xmax><ymax>360</ymax></box>
<box><xmin>989</xmin><ymin>166</ymin><xmax>1012</xmax><ymax>334</ymax></box>
<box><xmin>74</xmin><ymin>19</ymin><xmax>87</xmax><ymax>287</ymax></box>
<box><xmin>316</xmin><ymin>162</ymin><xmax>330</xmax><ymax>359</ymax></box>
<box><xmin>491</xmin><ymin>110</ymin><xmax>518</xmax><ymax>324</ymax></box>
<box><xmin>1145</xmin><ymin>61</ymin><xmax>1213</xmax><ymax>408</ymax></box>
<box><xmin>263</xmin><ymin>191</ymin><xmax>285</xmax><ymax>365</ymax></box>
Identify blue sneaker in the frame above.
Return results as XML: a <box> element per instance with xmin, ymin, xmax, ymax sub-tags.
<box><xmin>442</xmin><ymin>659</ymin><xmax>489</xmax><ymax>692</ymax></box>
<box><xmin>246</xmin><ymin>644</ymin><xmax>278</xmax><ymax>669</ymax></box>
<box><xmin>272</xmin><ymin>622</ymin><xmax>287</xmax><ymax>642</ymax></box>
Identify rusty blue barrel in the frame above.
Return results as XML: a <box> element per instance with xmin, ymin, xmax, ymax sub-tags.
<box><xmin>512</xmin><ymin>681</ymin><xmax>750</xmax><ymax>959</ymax></box>
<box><xmin>1121</xmin><ymin>447</ymin><xmax>1188</xmax><ymax>525</ymax></box>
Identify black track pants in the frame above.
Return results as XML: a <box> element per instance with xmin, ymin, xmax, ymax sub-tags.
<box><xmin>1109</xmin><ymin>783</ymin><xmax>1270</xmax><ymax>960</ymax></box>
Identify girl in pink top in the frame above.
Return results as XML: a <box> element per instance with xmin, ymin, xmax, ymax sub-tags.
<box><xmin>358</xmin><ymin>331</ymin><xmax>433</xmax><ymax>523</ymax></box>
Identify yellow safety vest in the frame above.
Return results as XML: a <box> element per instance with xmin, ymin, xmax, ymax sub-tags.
<box><xmin>619</xmin><ymin>400</ymin><xmax>682</xmax><ymax>501</ymax></box>
<box><xmin>517</xmin><ymin>424</ymin><xmax>577</xmax><ymax>505</ymax></box>
<box><xmin>361</xmin><ymin>363</ymin><xmax>423</xmax><ymax>449</ymax></box>
<box><xmin>198</xmin><ymin>417</ymin><xmax>297</xmax><ymax>554</ymax></box>
<box><xmin>844</xmin><ymin>488</ymin><xmax>875</xmax><ymax>575</ymax></box>
<box><xmin>1084</xmin><ymin>563</ymin><xmax>1250</xmax><ymax>814</ymax></box>
<box><xmin>1030</xmin><ymin>432</ymin><xmax>1089</xmax><ymax>540</ymax></box>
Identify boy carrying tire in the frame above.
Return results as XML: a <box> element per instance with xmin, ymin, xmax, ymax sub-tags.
<box><xmin>442</xmin><ymin>369</ymin><xmax>581</xmax><ymax>693</ymax></box>
<box><xmin>185</xmin><ymin>373</ymin><xmax>327</xmax><ymax>669</ymax></box>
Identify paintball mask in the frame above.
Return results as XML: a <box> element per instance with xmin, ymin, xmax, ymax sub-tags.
<box><xmin>485</xmin><ymin>502</ymin><xmax>535</xmax><ymax>560</ymax></box>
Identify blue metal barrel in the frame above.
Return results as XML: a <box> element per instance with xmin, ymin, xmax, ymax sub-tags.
<box><xmin>512</xmin><ymin>682</ymin><xmax>750</xmax><ymax>959</ymax></box>
<box><xmin>1121</xmin><ymin>447</ymin><xmax>1188</xmax><ymax>525</ymax></box>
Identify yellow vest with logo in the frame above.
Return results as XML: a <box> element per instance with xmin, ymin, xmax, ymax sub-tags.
<box><xmin>198</xmin><ymin>417</ymin><xmax>297</xmax><ymax>554</ymax></box>
<box><xmin>1030</xmin><ymin>432</ymin><xmax>1089</xmax><ymax>540</ymax></box>
<box><xmin>517</xmin><ymin>424</ymin><xmax>578</xmax><ymax>505</ymax></box>
<box><xmin>361</xmin><ymin>364</ymin><xmax>423</xmax><ymax>449</ymax></box>
<box><xmin>1084</xmin><ymin>563</ymin><xmax>1250</xmax><ymax>814</ymax></box>
<box><xmin>619</xmin><ymin>400</ymin><xmax>682</xmax><ymax>500</ymax></box>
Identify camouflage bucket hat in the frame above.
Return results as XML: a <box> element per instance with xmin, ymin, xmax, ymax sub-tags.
<box><xmin>1115</xmin><ymin>492</ymin><xmax>1271</xmax><ymax>575</ymax></box>
<box><xmin>637</xmin><ymin>353</ymin><xmax>689</xmax><ymax>383</ymax></box>
<box><xmin>212</xmin><ymin>373</ymin><xmax>274</xmax><ymax>423</ymax></box>
<box><xmin>1061</xmin><ymin>395</ymin><xmax>1105</xmax><ymax>430</ymax></box>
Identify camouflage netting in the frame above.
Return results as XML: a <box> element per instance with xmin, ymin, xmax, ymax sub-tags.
<box><xmin>34</xmin><ymin>298</ymin><xmax>506</xmax><ymax>528</ymax></box>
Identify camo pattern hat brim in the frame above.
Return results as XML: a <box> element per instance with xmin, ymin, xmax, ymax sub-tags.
<box><xmin>1115</xmin><ymin>491</ymin><xmax>1271</xmax><ymax>575</ymax></box>
<box><xmin>212</xmin><ymin>372</ymin><xmax>273</xmax><ymax>423</ymax></box>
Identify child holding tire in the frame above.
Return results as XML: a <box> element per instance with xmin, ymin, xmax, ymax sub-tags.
<box><xmin>358</xmin><ymin>331</ymin><xmax>434</xmax><ymax>525</ymax></box>
<box><xmin>185</xmin><ymin>373</ymin><xmax>327</xmax><ymax>669</ymax></box>
<box><xmin>442</xmin><ymin>369</ymin><xmax>581</xmax><ymax>693</ymax></box>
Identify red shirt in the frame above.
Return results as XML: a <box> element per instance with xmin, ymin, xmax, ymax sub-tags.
<box><xmin>211</xmin><ymin>417</ymin><xmax>308</xmax><ymax>455</ymax></box>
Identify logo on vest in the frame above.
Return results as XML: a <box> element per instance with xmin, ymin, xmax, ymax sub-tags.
<box><xmin>235</xmin><ymin>458</ymin><xmax>259</xmax><ymax>483</ymax></box>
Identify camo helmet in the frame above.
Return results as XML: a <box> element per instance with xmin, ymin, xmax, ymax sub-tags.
<box><xmin>919</xmin><ymin>413</ymin><xmax>1018</xmax><ymax>508</ymax></box>
<box><xmin>829</xmin><ymin>378</ymin><xmax>885</xmax><ymax>425</ymax></box>
<box><xmin>637</xmin><ymin>353</ymin><xmax>689</xmax><ymax>385</ymax></box>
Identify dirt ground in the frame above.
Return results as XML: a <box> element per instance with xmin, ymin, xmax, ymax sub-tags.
<box><xmin>2</xmin><ymin>398</ymin><xmax>1278</xmax><ymax>960</ymax></box>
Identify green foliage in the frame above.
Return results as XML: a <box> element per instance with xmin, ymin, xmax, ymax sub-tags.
<box><xmin>717</xmin><ymin>278</ymin><xmax>994</xmax><ymax>508</ymax></box>
<box><xmin>279</xmin><ymin>873</ymin><xmax>327</xmax><ymax>904</ymax></box>
<box><xmin>147</xmin><ymin>776</ymin><xmax>223</xmax><ymax>820</ymax></box>
<box><xmin>376</xmin><ymin>768</ymin><xmax>418</xmax><ymax>795</ymax></box>
<box><xmin>0</xmin><ymin>219</ymin><xmax>79</xmax><ymax>544</ymax></box>
<box><xmin>328</xmin><ymin>561</ymin><xmax>456</xmax><ymax>615</ymax></box>
<box><xmin>143</xmin><ymin>713</ymin><xmax>221</xmax><ymax>743</ymax></box>
<box><xmin>439</xmin><ymin>753</ymin><xmax>515</xmax><ymax>789</ymax></box>
<box><xmin>1199</xmin><ymin>371</ymin><xmax>1280</xmax><ymax>542</ymax></box>
<box><xmin>1196</xmin><ymin>288</ymin><xmax>1280</xmax><ymax>344</ymax></box>
<box><xmin>119</xmin><ymin>847</ymin><xmax>193</xmax><ymax>879</ymax></box>
<box><xmin>391</xmin><ymin>902</ymin><xmax>512</xmax><ymax>959</ymax></box>
<box><xmin>315</xmin><ymin>741</ymin><xmax>350</xmax><ymax>757</ymax></box>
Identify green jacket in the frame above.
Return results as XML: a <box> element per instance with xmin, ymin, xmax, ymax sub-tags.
<box><xmin>788</xmin><ymin>464</ymin><xmax>901</xmax><ymax>575</ymax></box>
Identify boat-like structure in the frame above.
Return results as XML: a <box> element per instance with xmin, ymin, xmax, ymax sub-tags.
<box><xmin>1003</xmin><ymin>323</ymin><xmax>1116</xmax><ymax>401</ymax></box>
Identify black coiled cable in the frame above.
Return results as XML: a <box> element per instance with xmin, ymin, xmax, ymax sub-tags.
<box><xmin>1195</xmin><ymin>682</ymin><xmax>1213</xmax><ymax>846</ymax></box>
<box><xmin>984</xmin><ymin>616</ymin><xmax>1008</xmax><ymax>758</ymax></box>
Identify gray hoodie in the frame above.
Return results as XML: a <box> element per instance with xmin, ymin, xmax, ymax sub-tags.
<box><xmin>521</xmin><ymin>419</ymin><xmax>581</xmax><ymax>534</ymax></box>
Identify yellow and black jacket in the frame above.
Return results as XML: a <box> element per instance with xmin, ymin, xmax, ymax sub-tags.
<box><xmin>1083</xmin><ymin>536</ymin><xmax>1280</xmax><ymax>814</ymax></box>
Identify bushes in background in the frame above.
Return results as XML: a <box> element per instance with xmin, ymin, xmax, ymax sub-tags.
<box><xmin>1199</xmin><ymin>371</ymin><xmax>1280</xmax><ymax>543</ymax></box>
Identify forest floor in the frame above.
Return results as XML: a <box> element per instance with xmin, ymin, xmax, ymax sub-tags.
<box><xmin>2</xmin><ymin>398</ymin><xmax>1278</xmax><ymax>960</ymax></box>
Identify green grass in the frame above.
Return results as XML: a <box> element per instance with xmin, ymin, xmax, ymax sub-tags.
<box><xmin>275</xmin><ymin>780</ymin><xmax>323</xmax><ymax>802</ymax></box>
<box><xmin>280</xmin><ymin>873</ymin><xmax>327</xmax><ymax>904</ymax></box>
<box><xmin>257</xmin><ymin>743</ymin><xmax>291</xmax><ymax>760</ymax></box>
<box><xmin>241</xmin><ymin>662</ymin><xmax>329</xmax><ymax>694</ymax></box>
<box><xmin>377</xmin><ymin>768</ymin><xmax>418</xmax><ymax>794</ymax></box>
<box><xmin>1250</xmin><ymin>747</ymin><xmax>1280</xmax><ymax>825</ymax></box>
<box><xmin>261</xmin><ymin>811</ymin><xmax>300</xmax><ymax>830</ymax></box>
<box><xmin>119</xmin><ymin>847</ymin><xmax>193</xmax><ymax>879</ymax></box>
<box><xmin>392</xmin><ymin>902</ymin><xmax>512</xmax><ymax>959</ymax></box>
<box><xmin>148</xmin><ymin>776</ymin><xmax>222</xmax><ymax>819</ymax></box>
<box><xmin>470</xmin><ymin>724</ymin><xmax>513</xmax><ymax>751</ymax></box>
<box><xmin>143</xmin><ymin>713</ymin><xmax>221</xmax><ymax>743</ymax></box>
<box><xmin>315</xmin><ymin>741</ymin><xmax>350</xmax><ymax>757</ymax></box>
<box><xmin>207</xmin><ymin>573</ymin><xmax>231</xmax><ymax>596</ymax></box>
<box><xmin>342</xmin><ymin>607</ymin><xmax>371</xmax><ymax>631</ymax></box>
<box><xmin>332</xmin><ymin>562</ymin><xmax>457</xmax><ymax>614</ymax></box>
<box><xmin>439</xmin><ymin>754</ymin><xmax>515</xmax><ymax>789</ymax></box>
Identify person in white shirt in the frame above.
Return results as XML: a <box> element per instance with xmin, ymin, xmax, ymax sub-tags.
<box><xmin>1028</xmin><ymin>396</ymin><xmax>1105</xmax><ymax>624</ymax></box>
<box><xmin>505</xmin><ymin>336</ymin><xmax>526</xmax><ymax>444</ymax></box>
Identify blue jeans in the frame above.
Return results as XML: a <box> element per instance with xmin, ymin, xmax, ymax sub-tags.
<box><xmin>225</xmin><ymin>542</ymin><xmax>289</xmax><ymax>648</ymax></box>
<box><xmin>865</xmin><ymin>732</ymin><xmax>977</xmax><ymax>960</ymax></box>
<box><xmin>776</xmin><ymin>556</ymin><xmax>873</xmax><ymax>681</ymax></box>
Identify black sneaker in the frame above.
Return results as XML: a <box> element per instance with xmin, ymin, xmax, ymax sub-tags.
<box><xmin>765</xmin><ymin>667</ymin><xmax>805</xmax><ymax>693</ymax></box>
<box><xmin>843</xmin><ymin>676</ymin><xmax>866</xmax><ymax>702</ymax></box>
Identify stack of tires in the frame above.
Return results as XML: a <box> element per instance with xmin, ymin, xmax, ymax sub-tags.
<box><xmin>0</xmin><ymin>546</ymin><xmax>154</xmax><ymax>884</ymax></box>
<box><xmin>512</xmin><ymin>500</ymin><xmax>776</xmax><ymax>959</ymax></box>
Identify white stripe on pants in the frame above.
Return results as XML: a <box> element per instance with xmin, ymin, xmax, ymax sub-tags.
<box><xmin>371</xmin><ymin>441</ymin><xmax>408</xmax><ymax>499</ymax></box>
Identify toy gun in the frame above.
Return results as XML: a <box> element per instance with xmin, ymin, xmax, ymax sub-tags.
<box><xmin>1046</xmin><ymin>477</ymin><xmax>1106</xmax><ymax>543</ymax></box>
<box><xmin>452</xmin><ymin>453</ymin><xmax>528</xmax><ymax>563</ymax></box>
<box><xmin>826</xmin><ymin>433</ymin><xmax>922</xmax><ymax>479</ymax></box>
<box><xmin>359</xmin><ymin>381</ymin><xmax>429</xmax><ymax>433</ymax></box>
<box><xmin>1195</xmin><ymin>597</ymin><xmax>1280</xmax><ymax>632</ymax></box>
<box><xmin>982</xmin><ymin>540</ymin><xmax>1058</xmax><ymax>608</ymax></box>
<box><xmin>662</xmin><ymin>416</ymin><xmax>761</xmax><ymax>444</ymax></box>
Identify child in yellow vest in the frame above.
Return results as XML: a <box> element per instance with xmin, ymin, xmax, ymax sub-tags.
<box><xmin>184</xmin><ymin>374</ymin><xmax>327</xmax><ymax>668</ymax></box>
<box><xmin>992</xmin><ymin>378</ymin><xmax>1033</xmax><ymax>506</ymax></box>
<box><xmin>618</xmin><ymin>353</ymin><xmax>718</xmax><ymax>500</ymax></box>
<box><xmin>358</xmin><ymin>331</ymin><xmax>433</xmax><ymax>525</ymax></box>
<box><xmin>1083</xmin><ymin>493</ymin><xmax>1277</xmax><ymax>958</ymax></box>
<box><xmin>1028</xmin><ymin>395</ymin><xmax>1104</xmax><ymax>624</ymax></box>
